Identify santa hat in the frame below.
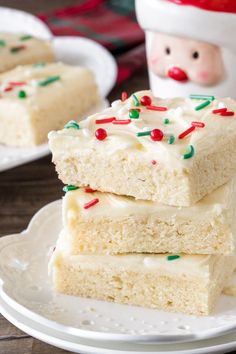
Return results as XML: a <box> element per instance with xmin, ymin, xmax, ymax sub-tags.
<box><xmin>135</xmin><ymin>0</ymin><xmax>236</xmax><ymax>50</ymax></box>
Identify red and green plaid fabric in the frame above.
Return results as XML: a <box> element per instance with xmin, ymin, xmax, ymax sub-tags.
<box><xmin>38</xmin><ymin>0</ymin><xmax>146</xmax><ymax>84</ymax></box>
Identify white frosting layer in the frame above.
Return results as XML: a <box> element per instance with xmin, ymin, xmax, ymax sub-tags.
<box><xmin>0</xmin><ymin>62</ymin><xmax>94</xmax><ymax>109</ymax></box>
<box><xmin>49</xmin><ymin>90</ymin><xmax>236</xmax><ymax>168</ymax></box>
<box><xmin>53</xmin><ymin>230</ymin><xmax>225</xmax><ymax>279</ymax></box>
<box><xmin>63</xmin><ymin>178</ymin><xmax>236</xmax><ymax>224</ymax></box>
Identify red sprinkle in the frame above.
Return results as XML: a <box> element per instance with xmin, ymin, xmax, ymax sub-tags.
<box><xmin>150</xmin><ymin>129</ymin><xmax>164</xmax><ymax>141</ymax></box>
<box><xmin>95</xmin><ymin>128</ymin><xmax>107</xmax><ymax>140</ymax></box>
<box><xmin>8</xmin><ymin>81</ymin><xmax>26</xmax><ymax>86</ymax></box>
<box><xmin>146</xmin><ymin>105</ymin><xmax>167</xmax><ymax>112</ymax></box>
<box><xmin>140</xmin><ymin>95</ymin><xmax>152</xmax><ymax>106</ymax></box>
<box><xmin>151</xmin><ymin>160</ymin><xmax>157</xmax><ymax>165</ymax></box>
<box><xmin>191</xmin><ymin>121</ymin><xmax>205</xmax><ymax>128</ymax></box>
<box><xmin>121</xmin><ymin>91</ymin><xmax>127</xmax><ymax>101</ymax></box>
<box><xmin>112</xmin><ymin>119</ymin><xmax>131</xmax><ymax>125</ymax></box>
<box><xmin>84</xmin><ymin>198</ymin><xmax>99</xmax><ymax>209</ymax></box>
<box><xmin>84</xmin><ymin>187</ymin><xmax>97</xmax><ymax>193</ymax></box>
<box><xmin>220</xmin><ymin>111</ymin><xmax>234</xmax><ymax>116</ymax></box>
<box><xmin>3</xmin><ymin>86</ymin><xmax>13</xmax><ymax>92</ymax></box>
<box><xmin>178</xmin><ymin>126</ymin><xmax>195</xmax><ymax>140</ymax></box>
<box><xmin>95</xmin><ymin>117</ymin><xmax>115</xmax><ymax>124</ymax></box>
<box><xmin>129</xmin><ymin>108</ymin><xmax>141</xmax><ymax>112</ymax></box>
<box><xmin>212</xmin><ymin>108</ymin><xmax>227</xmax><ymax>114</ymax></box>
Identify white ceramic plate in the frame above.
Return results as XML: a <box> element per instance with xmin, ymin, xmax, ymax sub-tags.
<box><xmin>0</xmin><ymin>99</ymin><xmax>108</xmax><ymax>173</ymax></box>
<box><xmin>0</xmin><ymin>6</ymin><xmax>52</xmax><ymax>39</ymax></box>
<box><xmin>0</xmin><ymin>7</ymin><xmax>117</xmax><ymax>172</ymax></box>
<box><xmin>53</xmin><ymin>36</ymin><xmax>117</xmax><ymax>98</ymax></box>
<box><xmin>1</xmin><ymin>201</ymin><xmax>236</xmax><ymax>345</ymax></box>
<box><xmin>2</xmin><ymin>256</ymin><xmax>236</xmax><ymax>354</ymax></box>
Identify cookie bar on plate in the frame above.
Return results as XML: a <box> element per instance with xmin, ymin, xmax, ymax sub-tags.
<box><xmin>0</xmin><ymin>33</ymin><xmax>54</xmax><ymax>73</ymax></box>
<box><xmin>0</xmin><ymin>62</ymin><xmax>100</xmax><ymax>146</ymax></box>
<box><xmin>61</xmin><ymin>177</ymin><xmax>236</xmax><ymax>255</ymax></box>
<box><xmin>49</xmin><ymin>90</ymin><xmax>236</xmax><ymax>206</ymax></box>
<box><xmin>50</xmin><ymin>231</ymin><xmax>235</xmax><ymax>315</ymax></box>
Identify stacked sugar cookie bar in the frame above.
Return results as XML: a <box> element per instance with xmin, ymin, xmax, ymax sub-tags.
<box><xmin>49</xmin><ymin>90</ymin><xmax>236</xmax><ymax>315</ymax></box>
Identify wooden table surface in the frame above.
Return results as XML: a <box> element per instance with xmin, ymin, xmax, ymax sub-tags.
<box><xmin>0</xmin><ymin>2</ymin><xmax>235</xmax><ymax>354</ymax></box>
<box><xmin>0</xmin><ymin>1</ymin><xmax>149</xmax><ymax>353</ymax></box>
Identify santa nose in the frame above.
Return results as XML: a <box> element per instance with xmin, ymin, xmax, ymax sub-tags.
<box><xmin>167</xmin><ymin>66</ymin><xmax>188</xmax><ymax>82</ymax></box>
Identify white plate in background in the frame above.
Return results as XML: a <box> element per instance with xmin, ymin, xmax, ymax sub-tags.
<box><xmin>0</xmin><ymin>6</ymin><xmax>52</xmax><ymax>39</ymax></box>
<box><xmin>53</xmin><ymin>36</ymin><xmax>117</xmax><ymax>98</ymax></box>
<box><xmin>0</xmin><ymin>7</ymin><xmax>117</xmax><ymax>172</ymax></box>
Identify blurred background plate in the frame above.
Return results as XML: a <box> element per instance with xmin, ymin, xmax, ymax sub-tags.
<box><xmin>0</xmin><ymin>6</ymin><xmax>52</xmax><ymax>39</ymax></box>
<box><xmin>0</xmin><ymin>7</ymin><xmax>117</xmax><ymax>172</ymax></box>
<box><xmin>53</xmin><ymin>36</ymin><xmax>117</xmax><ymax>98</ymax></box>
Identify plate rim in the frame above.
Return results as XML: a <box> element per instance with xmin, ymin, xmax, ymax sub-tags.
<box><xmin>53</xmin><ymin>35</ymin><xmax>118</xmax><ymax>97</ymax></box>
<box><xmin>1</xmin><ymin>201</ymin><xmax>236</xmax><ymax>344</ymax></box>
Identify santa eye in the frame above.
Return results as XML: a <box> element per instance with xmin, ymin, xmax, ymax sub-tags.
<box><xmin>165</xmin><ymin>47</ymin><xmax>171</xmax><ymax>55</ymax></box>
<box><xmin>192</xmin><ymin>51</ymin><xmax>199</xmax><ymax>59</ymax></box>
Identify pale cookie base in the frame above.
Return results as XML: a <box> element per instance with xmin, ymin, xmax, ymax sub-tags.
<box><xmin>0</xmin><ymin>63</ymin><xmax>100</xmax><ymax>147</ymax></box>
<box><xmin>62</xmin><ymin>179</ymin><xmax>236</xmax><ymax>255</ymax></box>
<box><xmin>51</xmin><ymin>133</ymin><xmax>236</xmax><ymax>207</ymax></box>
<box><xmin>51</xmin><ymin>246</ymin><xmax>235</xmax><ymax>316</ymax></box>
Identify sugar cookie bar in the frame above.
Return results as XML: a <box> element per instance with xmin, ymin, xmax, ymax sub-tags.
<box><xmin>0</xmin><ymin>33</ymin><xmax>54</xmax><ymax>73</ymax></box>
<box><xmin>49</xmin><ymin>91</ymin><xmax>236</xmax><ymax>206</ymax></box>
<box><xmin>51</xmin><ymin>232</ymin><xmax>235</xmax><ymax>315</ymax></box>
<box><xmin>62</xmin><ymin>178</ymin><xmax>236</xmax><ymax>255</ymax></box>
<box><xmin>0</xmin><ymin>62</ymin><xmax>100</xmax><ymax>146</ymax></box>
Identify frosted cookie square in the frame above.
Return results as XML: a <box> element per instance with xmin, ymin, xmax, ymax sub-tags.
<box><xmin>49</xmin><ymin>91</ymin><xmax>236</xmax><ymax>206</ymax></box>
<box><xmin>51</xmin><ymin>233</ymin><xmax>235</xmax><ymax>316</ymax></box>
<box><xmin>0</xmin><ymin>33</ymin><xmax>54</xmax><ymax>73</ymax></box>
<box><xmin>0</xmin><ymin>62</ymin><xmax>100</xmax><ymax>146</ymax></box>
<box><xmin>61</xmin><ymin>177</ymin><xmax>236</xmax><ymax>255</ymax></box>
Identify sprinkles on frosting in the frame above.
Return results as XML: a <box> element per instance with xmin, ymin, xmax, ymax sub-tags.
<box><xmin>121</xmin><ymin>91</ymin><xmax>127</xmax><ymax>102</ymax></box>
<box><xmin>64</xmin><ymin>121</ymin><xmax>80</xmax><ymax>130</ymax></box>
<box><xmin>182</xmin><ymin>145</ymin><xmax>195</xmax><ymax>160</ymax></box>
<box><xmin>20</xmin><ymin>35</ymin><xmax>32</xmax><ymax>41</ymax></box>
<box><xmin>38</xmin><ymin>76</ymin><xmax>60</xmax><ymax>86</ymax></box>
<box><xmin>10</xmin><ymin>45</ymin><xmax>26</xmax><ymax>53</ymax></box>
<box><xmin>132</xmin><ymin>94</ymin><xmax>139</xmax><ymax>107</ymax></box>
<box><xmin>63</xmin><ymin>185</ymin><xmax>79</xmax><ymax>193</ymax></box>
<box><xmin>84</xmin><ymin>198</ymin><xmax>99</xmax><ymax>209</ymax></box>
<box><xmin>167</xmin><ymin>255</ymin><xmax>180</xmax><ymax>261</ymax></box>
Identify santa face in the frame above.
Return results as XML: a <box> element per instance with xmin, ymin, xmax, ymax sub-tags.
<box><xmin>149</xmin><ymin>32</ymin><xmax>225</xmax><ymax>86</ymax></box>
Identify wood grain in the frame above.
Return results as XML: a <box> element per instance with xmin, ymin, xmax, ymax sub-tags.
<box><xmin>0</xmin><ymin>1</ymin><xmax>149</xmax><ymax>352</ymax></box>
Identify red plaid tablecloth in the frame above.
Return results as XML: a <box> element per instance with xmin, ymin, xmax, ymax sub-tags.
<box><xmin>38</xmin><ymin>0</ymin><xmax>146</xmax><ymax>84</ymax></box>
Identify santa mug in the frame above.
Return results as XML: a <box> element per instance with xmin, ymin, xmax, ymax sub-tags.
<box><xmin>135</xmin><ymin>0</ymin><xmax>236</xmax><ymax>98</ymax></box>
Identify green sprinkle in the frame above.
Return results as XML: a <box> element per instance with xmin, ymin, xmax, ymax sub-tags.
<box><xmin>163</xmin><ymin>118</ymin><xmax>169</xmax><ymax>125</ymax></box>
<box><xmin>20</xmin><ymin>35</ymin><xmax>32</xmax><ymax>41</ymax></box>
<box><xmin>38</xmin><ymin>76</ymin><xmax>60</xmax><ymax>86</ymax></box>
<box><xmin>195</xmin><ymin>100</ymin><xmax>211</xmax><ymax>111</ymax></box>
<box><xmin>136</xmin><ymin>130</ymin><xmax>151</xmax><ymax>137</ymax></box>
<box><xmin>18</xmin><ymin>90</ymin><xmax>26</xmax><ymax>99</ymax></box>
<box><xmin>167</xmin><ymin>135</ymin><xmax>175</xmax><ymax>144</ymax></box>
<box><xmin>182</xmin><ymin>145</ymin><xmax>194</xmax><ymax>159</ymax></box>
<box><xmin>167</xmin><ymin>255</ymin><xmax>180</xmax><ymax>261</ymax></box>
<box><xmin>0</xmin><ymin>40</ymin><xmax>6</xmax><ymax>47</ymax></box>
<box><xmin>10</xmin><ymin>46</ymin><xmax>25</xmax><ymax>53</ymax></box>
<box><xmin>132</xmin><ymin>94</ymin><xmax>139</xmax><ymax>107</ymax></box>
<box><xmin>129</xmin><ymin>109</ymin><xmax>139</xmax><ymax>119</ymax></box>
<box><xmin>190</xmin><ymin>94</ymin><xmax>215</xmax><ymax>101</ymax></box>
<box><xmin>32</xmin><ymin>62</ymin><xmax>46</xmax><ymax>68</ymax></box>
<box><xmin>63</xmin><ymin>185</ymin><xmax>79</xmax><ymax>193</ymax></box>
<box><xmin>64</xmin><ymin>120</ymin><xmax>80</xmax><ymax>130</ymax></box>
